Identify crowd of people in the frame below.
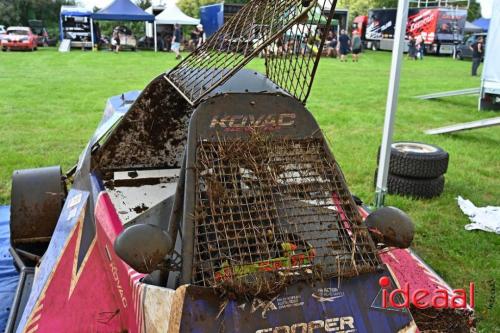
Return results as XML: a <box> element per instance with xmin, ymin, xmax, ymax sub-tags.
<box><xmin>146</xmin><ymin>23</ymin><xmax>367</xmax><ymax>63</ymax></box>
<box><xmin>258</xmin><ymin>28</ymin><xmax>365</xmax><ymax>62</ymax></box>
<box><xmin>407</xmin><ymin>35</ymin><xmax>426</xmax><ymax>60</ymax></box>
<box><xmin>329</xmin><ymin>29</ymin><xmax>363</xmax><ymax>62</ymax></box>
<box><xmin>155</xmin><ymin>23</ymin><xmax>206</xmax><ymax>56</ymax></box>
<box><xmin>147</xmin><ymin>23</ymin><xmax>486</xmax><ymax>79</ymax></box>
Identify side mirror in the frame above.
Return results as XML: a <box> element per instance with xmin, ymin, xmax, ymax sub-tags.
<box><xmin>114</xmin><ymin>224</ymin><xmax>173</xmax><ymax>274</ymax></box>
<box><xmin>365</xmin><ymin>206</ymin><xmax>415</xmax><ymax>249</ymax></box>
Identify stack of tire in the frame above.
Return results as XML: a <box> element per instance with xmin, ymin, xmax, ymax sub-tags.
<box><xmin>376</xmin><ymin>142</ymin><xmax>449</xmax><ymax>199</ymax></box>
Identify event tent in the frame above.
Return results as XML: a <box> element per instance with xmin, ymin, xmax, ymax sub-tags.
<box><xmin>92</xmin><ymin>0</ymin><xmax>155</xmax><ymax>21</ymax></box>
<box><xmin>480</xmin><ymin>1</ymin><xmax>500</xmax><ymax>110</ymax></box>
<box><xmin>465</xmin><ymin>21</ymin><xmax>484</xmax><ymax>33</ymax></box>
<box><xmin>472</xmin><ymin>18</ymin><xmax>490</xmax><ymax>32</ymax></box>
<box><xmin>153</xmin><ymin>0</ymin><xmax>200</xmax><ymax>51</ymax></box>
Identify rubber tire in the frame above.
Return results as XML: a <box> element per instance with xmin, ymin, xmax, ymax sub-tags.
<box><xmin>374</xmin><ymin>170</ymin><xmax>445</xmax><ymax>199</ymax></box>
<box><xmin>10</xmin><ymin>166</ymin><xmax>66</xmax><ymax>245</ymax></box>
<box><xmin>456</xmin><ymin>51</ymin><xmax>463</xmax><ymax>60</ymax></box>
<box><xmin>378</xmin><ymin>142</ymin><xmax>449</xmax><ymax>179</ymax></box>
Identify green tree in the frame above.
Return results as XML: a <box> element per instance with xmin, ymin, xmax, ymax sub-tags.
<box><xmin>137</xmin><ymin>0</ymin><xmax>152</xmax><ymax>10</ymax></box>
<box><xmin>0</xmin><ymin>0</ymin><xmax>20</xmax><ymax>27</ymax></box>
<box><xmin>467</xmin><ymin>0</ymin><xmax>481</xmax><ymax>21</ymax></box>
<box><xmin>0</xmin><ymin>0</ymin><xmax>76</xmax><ymax>36</ymax></box>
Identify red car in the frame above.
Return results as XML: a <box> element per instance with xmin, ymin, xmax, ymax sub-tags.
<box><xmin>1</xmin><ymin>26</ymin><xmax>38</xmax><ymax>51</ymax></box>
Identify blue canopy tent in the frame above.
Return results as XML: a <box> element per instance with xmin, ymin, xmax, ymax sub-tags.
<box><xmin>91</xmin><ymin>0</ymin><xmax>154</xmax><ymax>50</ymax></box>
<box><xmin>92</xmin><ymin>0</ymin><xmax>155</xmax><ymax>21</ymax></box>
<box><xmin>472</xmin><ymin>18</ymin><xmax>490</xmax><ymax>32</ymax></box>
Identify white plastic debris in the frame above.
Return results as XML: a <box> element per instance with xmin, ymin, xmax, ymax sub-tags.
<box><xmin>457</xmin><ymin>196</ymin><xmax>500</xmax><ymax>234</ymax></box>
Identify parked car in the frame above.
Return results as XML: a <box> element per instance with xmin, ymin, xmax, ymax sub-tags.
<box><xmin>0</xmin><ymin>25</ymin><xmax>6</xmax><ymax>42</ymax></box>
<box><xmin>1</xmin><ymin>26</ymin><xmax>38</xmax><ymax>51</ymax></box>
<box><xmin>111</xmin><ymin>26</ymin><xmax>137</xmax><ymax>51</ymax></box>
<box><xmin>28</xmin><ymin>20</ymin><xmax>57</xmax><ymax>47</ymax></box>
<box><xmin>455</xmin><ymin>32</ymin><xmax>487</xmax><ymax>60</ymax></box>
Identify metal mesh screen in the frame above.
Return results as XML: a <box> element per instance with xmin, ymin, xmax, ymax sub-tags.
<box><xmin>166</xmin><ymin>0</ymin><xmax>336</xmax><ymax>105</ymax></box>
<box><xmin>265</xmin><ymin>0</ymin><xmax>336</xmax><ymax>102</ymax></box>
<box><xmin>193</xmin><ymin>134</ymin><xmax>379</xmax><ymax>296</ymax></box>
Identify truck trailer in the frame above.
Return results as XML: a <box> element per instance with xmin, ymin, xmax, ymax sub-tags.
<box><xmin>59</xmin><ymin>6</ymin><xmax>95</xmax><ymax>49</ymax></box>
<box><xmin>354</xmin><ymin>6</ymin><xmax>467</xmax><ymax>55</ymax></box>
<box><xmin>200</xmin><ymin>3</ymin><xmax>244</xmax><ymax>37</ymax></box>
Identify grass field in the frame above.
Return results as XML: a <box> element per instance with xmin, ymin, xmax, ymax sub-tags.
<box><xmin>0</xmin><ymin>47</ymin><xmax>498</xmax><ymax>331</ymax></box>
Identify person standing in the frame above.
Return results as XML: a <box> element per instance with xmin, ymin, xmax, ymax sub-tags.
<box><xmin>112</xmin><ymin>29</ymin><xmax>120</xmax><ymax>53</ymax></box>
<box><xmin>189</xmin><ymin>27</ymin><xmax>199</xmax><ymax>51</ymax></box>
<box><xmin>416</xmin><ymin>35</ymin><xmax>425</xmax><ymax>60</ymax></box>
<box><xmin>470</xmin><ymin>36</ymin><xmax>484</xmax><ymax>76</ymax></box>
<box><xmin>172</xmin><ymin>24</ymin><xmax>182</xmax><ymax>60</ymax></box>
<box><xmin>337</xmin><ymin>29</ymin><xmax>350</xmax><ymax>62</ymax></box>
<box><xmin>326</xmin><ymin>31</ymin><xmax>337</xmax><ymax>58</ymax></box>
<box><xmin>196</xmin><ymin>24</ymin><xmax>206</xmax><ymax>47</ymax></box>
<box><xmin>351</xmin><ymin>31</ymin><xmax>362</xmax><ymax>62</ymax></box>
<box><xmin>407</xmin><ymin>36</ymin><xmax>416</xmax><ymax>60</ymax></box>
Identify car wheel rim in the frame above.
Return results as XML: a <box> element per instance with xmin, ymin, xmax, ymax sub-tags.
<box><xmin>392</xmin><ymin>142</ymin><xmax>438</xmax><ymax>154</ymax></box>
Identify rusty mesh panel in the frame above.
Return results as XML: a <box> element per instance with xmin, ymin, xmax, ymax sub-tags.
<box><xmin>193</xmin><ymin>134</ymin><xmax>379</xmax><ymax>296</ymax></box>
<box><xmin>166</xmin><ymin>0</ymin><xmax>336</xmax><ymax>105</ymax></box>
<box><xmin>265</xmin><ymin>0</ymin><xmax>337</xmax><ymax>102</ymax></box>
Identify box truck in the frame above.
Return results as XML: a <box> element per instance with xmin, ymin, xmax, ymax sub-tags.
<box><xmin>354</xmin><ymin>6</ymin><xmax>467</xmax><ymax>55</ymax></box>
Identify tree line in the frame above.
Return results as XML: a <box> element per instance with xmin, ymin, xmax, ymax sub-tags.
<box><xmin>178</xmin><ymin>0</ymin><xmax>480</xmax><ymax>20</ymax></box>
<box><xmin>0</xmin><ymin>0</ymin><xmax>75</xmax><ymax>29</ymax></box>
<box><xmin>0</xmin><ymin>0</ymin><xmax>481</xmax><ymax>36</ymax></box>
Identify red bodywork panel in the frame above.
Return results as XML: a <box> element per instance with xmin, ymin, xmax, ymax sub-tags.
<box><xmin>15</xmin><ymin>190</ymin><xmax>471</xmax><ymax>332</ymax></box>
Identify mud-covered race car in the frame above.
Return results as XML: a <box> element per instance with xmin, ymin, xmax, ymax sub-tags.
<box><xmin>4</xmin><ymin>1</ymin><xmax>474</xmax><ymax>332</ymax></box>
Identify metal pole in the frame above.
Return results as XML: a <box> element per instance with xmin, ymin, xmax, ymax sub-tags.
<box><xmin>375</xmin><ymin>0</ymin><xmax>409</xmax><ymax>208</ymax></box>
<box><xmin>90</xmin><ymin>18</ymin><xmax>95</xmax><ymax>51</ymax></box>
<box><xmin>154</xmin><ymin>21</ymin><xmax>157</xmax><ymax>52</ymax></box>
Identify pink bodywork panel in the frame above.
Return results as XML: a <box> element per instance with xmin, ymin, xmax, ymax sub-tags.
<box><xmin>93</xmin><ymin>192</ymin><xmax>146</xmax><ymax>333</ymax></box>
<box><xmin>21</xmin><ymin>194</ymin><xmax>469</xmax><ymax>332</ymax></box>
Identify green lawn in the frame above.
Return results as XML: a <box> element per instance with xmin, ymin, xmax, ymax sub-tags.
<box><xmin>0</xmin><ymin>47</ymin><xmax>498</xmax><ymax>331</ymax></box>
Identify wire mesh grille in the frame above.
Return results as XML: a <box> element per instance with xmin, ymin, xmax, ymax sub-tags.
<box><xmin>166</xmin><ymin>0</ymin><xmax>336</xmax><ymax>105</ymax></box>
<box><xmin>193</xmin><ymin>133</ymin><xmax>379</xmax><ymax>296</ymax></box>
<box><xmin>265</xmin><ymin>0</ymin><xmax>336</xmax><ymax>102</ymax></box>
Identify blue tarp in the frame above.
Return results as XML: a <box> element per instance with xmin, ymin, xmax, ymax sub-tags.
<box><xmin>92</xmin><ymin>0</ymin><xmax>154</xmax><ymax>21</ymax></box>
<box><xmin>472</xmin><ymin>18</ymin><xmax>490</xmax><ymax>31</ymax></box>
<box><xmin>0</xmin><ymin>206</ymin><xmax>18</xmax><ymax>333</ymax></box>
<box><xmin>60</xmin><ymin>9</ymin><xmax>92</xmax><ymax>17</ymax></box>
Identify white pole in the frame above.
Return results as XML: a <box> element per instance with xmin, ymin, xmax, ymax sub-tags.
<box><xmin>375</xmin><ymin>0</ymin><xmax>409</xmax><ymax>208</ymax></box>
<box><xmin>90</xmin><ymin>18</ymin><xmax>95</xmax><ymax>51</ymax></box>
<box><xmin>154</xmin><ymin>22</ymin><xmax>157</xmax><ymax>52</ymax></box>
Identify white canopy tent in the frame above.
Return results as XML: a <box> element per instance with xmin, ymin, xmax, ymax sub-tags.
<box><xmin>153</xmin><ymin>0</ymin><xmax>200</xmax><ymax>52</ymax></box>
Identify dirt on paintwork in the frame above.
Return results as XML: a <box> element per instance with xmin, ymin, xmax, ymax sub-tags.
<box><xmin>105</xmin><ymin>177</ymin><xmax>177</xmax><ymax>188</ymax></box>
<box><xmin>131</xmin><ymin>203</ymin><xmax>149</xmax><ymax>214</ymax></box>
<box><xmin>94</xmin><ymin>74</ymin><xmax>193</xmax><ymax>175</ymax></box>
<box><xmin>411</xmin><ymin>305</ymin><xmax>476</xmax><ymax>333</ymax></box>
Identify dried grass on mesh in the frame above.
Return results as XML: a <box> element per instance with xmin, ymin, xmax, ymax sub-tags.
<box><xmin>193</xmin><ymin>130</ymin><xmax>379</xmax><ymax>298</ymax></box>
